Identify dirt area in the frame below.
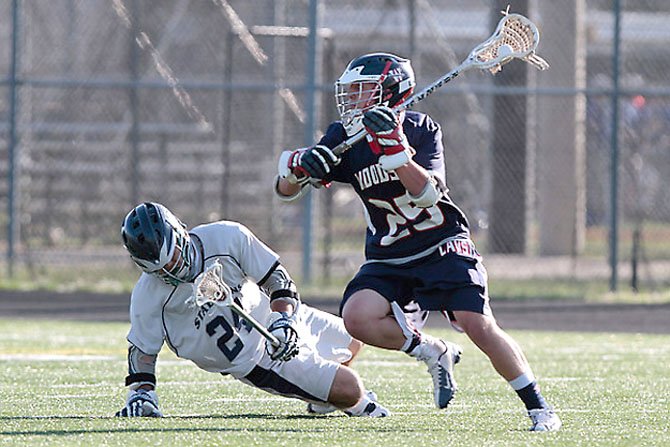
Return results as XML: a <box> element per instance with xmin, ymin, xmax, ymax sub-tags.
<box><xmin>0</xmin><ymin>290</ymin><xmax>668</xmax><ymax>334</ymax></box>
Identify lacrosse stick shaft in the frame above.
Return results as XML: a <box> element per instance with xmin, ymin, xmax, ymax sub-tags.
<box><xmin>228</xmin><ymin>302</ymin><xmax>280</xmax><ymax>348</ymax></box>
<box><xmin>331</xmin><ymin>67</ymin><xmax>465</xmax><ymax>156</ymax></box>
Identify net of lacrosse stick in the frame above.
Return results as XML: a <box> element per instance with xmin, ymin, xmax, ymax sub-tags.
<box><xmin>467</xmin><ymin>9</ymin><xmax>550</xmax><ymax>75</ymax></box>
<box><xmin>284</xmin><ymin>9</ymin><xmax>549</xmax><ymax>179</ymax></box>
<box><xmin>193</xmin><ymin>261</ymin><xmax>280</xmax><ymax>347</ymax></box>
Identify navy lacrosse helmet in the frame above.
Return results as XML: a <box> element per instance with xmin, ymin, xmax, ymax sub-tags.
<box><xmin>121</xmin><ymin>202</ymin><xmax>195</xmax><ymax>285</ymax></box>
<box><xmin>335</xmin><ymin>52</ymin><xmax>416</xmax><ymax>136</ymax></box>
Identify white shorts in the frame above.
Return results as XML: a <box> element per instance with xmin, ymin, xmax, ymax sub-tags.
<box><xmin>239</xmin><ymin>305</ymin><xmax>353</xmax><ymax>403</ymax></box>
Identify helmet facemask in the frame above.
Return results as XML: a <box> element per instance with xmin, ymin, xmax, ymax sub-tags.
<box><xmin>152</xmin><ymin>227</ymin><xmax>194</xmax><ymax>286</ymax></box>
<box><xmin>334</xmin><ymin>53</ymin><xmax>416</xmax><ymax>136</ymax></box>
<box><xmin>335</xmin><ymin>80</ymin><xmax>383</xmax><ymax>136</ymax></box>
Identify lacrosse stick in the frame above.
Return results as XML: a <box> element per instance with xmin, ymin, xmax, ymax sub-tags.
<box><xmin>193</xmin><ymin>261</ymin><xmax>280</xmax><ymax>348</ymax></box>
<box><xmin>285</xmin><ymin>11</ymin><xmax>548</xmax><ymax>184</ymax></box>
<box><xmin>331</xmin><ymin>11</ymin><xmax>548</xmax><ymax>157</ymax></box>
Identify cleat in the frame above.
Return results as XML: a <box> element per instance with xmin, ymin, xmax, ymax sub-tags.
<box><xmin>425</xmin><ymin>340</ymin><xmax>462</xmax><ymax>409</ymax></box>
<box><xmin>528</xmin><ymin>408</ymin><xmax>562</xmax><ymax>432</ymax></box>
<box><xmin>308</xmin><ymin>390</ymin><xmax>379</xmax><ymax>416</ymax></box>
<box><xmin>307</xmin><ymin>402</ymin><xmax>337</xmax><ymax>414</ymax></box>
<box><xmin>345</xmin><ymin>401</ymin><xmax>390</xmax><ymax>418</ymax></box>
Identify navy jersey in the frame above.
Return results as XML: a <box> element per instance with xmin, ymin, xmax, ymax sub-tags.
<box><xmin>318</xmin><ymin>111</ymin><xmax>471</xmax><ymax>262</ymax></box>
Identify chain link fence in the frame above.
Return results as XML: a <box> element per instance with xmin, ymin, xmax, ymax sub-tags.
<box><xmin>1</xmin><ymin>0</ymin><xmax>669</xmax><ymax>294</ymax></box>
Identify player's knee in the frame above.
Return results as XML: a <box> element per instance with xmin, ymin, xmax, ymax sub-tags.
<box><xmin>458</xmin><ymin>313</ymin><xmax>500</xmax><ymax>343</ymax></box>
<box><xmin>328</xmin><ymin>366</ymin><xmax>364</xmax><ymax>408</ymax></box>
<box><xmin>341</xmin><ymin>292</ymin><xmax>388</xmax><ymax>339</ymax></box>
<box><xmin>341</xmin><ymin>305</ymin><xmax>368</xmax><ymax>340</ymax></box>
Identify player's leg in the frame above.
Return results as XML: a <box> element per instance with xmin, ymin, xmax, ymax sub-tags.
<box><xmin>327</xmin><ymin>365</ymin><xmax>388</xmax><ymax>417</ymax></box>
<box><xmin>242</xmin><ymin>347</ymin><xmax>389</xmax><ymax>417</ymax></box>
<box><xmin>297</xmin><ymin>304</ymin><xmax>378</xmax><ymax>414</ymax></box>
<box><xmin>342</xmin><ymin>338</ymin><xmax>363</xmax><ymax>366</ymax></box>
<box><xmin>342</xmin><ymin>288</ymin><xmax>461</xmax><ymax>409</ymax></box>
<box><xmin>453</xmin><ymin>308</ymin><xmax>561</xmax><ymax>431</ymax></box>
<box><xmin>341</xmin><ymin>289</ymin><xmax>405</xmax><ymax>349</ymax></box>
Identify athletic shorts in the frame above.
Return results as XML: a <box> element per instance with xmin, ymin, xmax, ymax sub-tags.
<box><xmin>341</xmin><ymin>239</ymin><xmax>492</xmax><ymax>317</ymax></box>
<box><xmin>239</xmin><ymin>305</ymin><xmax>352</xmax><ymax>404</ymax></box>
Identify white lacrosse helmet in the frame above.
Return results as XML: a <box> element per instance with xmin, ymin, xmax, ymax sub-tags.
<box><xmin>121</xmin><ymin>202</ymin><xmax>195</xmax><ymax>286</ymax></box>
<box><xmin>335</xmin><ymin>52</ymin><xmax>416</xmax><ymax>136</ymax></box>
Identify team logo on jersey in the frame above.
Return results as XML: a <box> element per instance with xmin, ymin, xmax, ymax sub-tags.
<box><xmin>438</xmin><ymin>238</ymin><xmax>481</xmax><ymax>260</ymax></box>
<box><xmin>194</xmin><ymin>302</ymin><xmax>215</xmax><ymax>329</ymax></box>
<box><xmin>354</xmin><ymin>164</ymin><xmax>399</xmax><ymax>190</ymax></box>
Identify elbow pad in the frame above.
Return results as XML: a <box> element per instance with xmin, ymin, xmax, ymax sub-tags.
<box><xmin>273</xmin><ymin>175</ymin><xmax>308</xmax><ymax>203</ymax></box>
<box><xmin>260</xmin><ymin>264</ymin><xmax>301</xmax><ymax>312</ymax></box>
<box><xmin>406</xmin><ymin>176</ymin><xmax>441</xmax><ymax>208</ymax></box>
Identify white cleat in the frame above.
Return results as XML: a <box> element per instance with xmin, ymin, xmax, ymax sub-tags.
<box><xmin>345</xmin><ymin>400</ymin><xmax>390</xmax><ymax>417</ymax></box>
<box><xmin>306</xmin><ymin>401</ymin><xmax>337</xmax><ymax>415</ymax></box>
<box><xmin>528</xmin><ymin>408</ymin><xmax>562</xmax><ymax>432</ymax></box>
<box><xmin>425</xmin><ymin>340</ymin><xmax>462</xmax><ymax>409</ymax></box>
<box><xmin>308</xmin><ymin>391</ymin><xmax>382</xmax><ymax>416</ymax></box>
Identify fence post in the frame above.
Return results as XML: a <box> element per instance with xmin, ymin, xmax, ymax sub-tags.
<box><xmin>302</xmin><ymin>0</ymin><xmax>321</xmax><ymax>284</ymax></box>
<box><xmin>609</xmin><ymin>0</ymin><xmax>622</xmax><ymax>292</ymax></box>
<box><xmin>6</xmin><ymin>0</ymin><xmax>21</xmax><ymax>276</ymax></box>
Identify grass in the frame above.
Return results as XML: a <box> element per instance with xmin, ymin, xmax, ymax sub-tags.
<box><xmin>1</xmin><ymin>319</ymin><xmax>669</xmax><ymax>446</ymax></box>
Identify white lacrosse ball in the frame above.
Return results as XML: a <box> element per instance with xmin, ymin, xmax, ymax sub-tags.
<box><xmin>498</xmin><ymin>44</ymin><xmax>514</xmax><ymax>57</ymax></box>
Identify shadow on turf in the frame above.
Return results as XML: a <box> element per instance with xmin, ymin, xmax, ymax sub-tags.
<box><xmin>0</xmin><ymin>413</ymin><xmax>362</xmax><ymax>437</ymax></box>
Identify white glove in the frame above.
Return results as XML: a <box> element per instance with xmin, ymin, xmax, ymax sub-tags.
<box><xmin>265</xmin><ymin>311</ymin><xmax>300</xmax><ymax>361</ymax></box>
<box><xmin>115</xmin><ymin>389</ymin><xmax>163</xmax><ymax>417</ymax></box>
<box><xmin>278</xmin><ymin>149</ymin><xmax>309</xmax><ymax>184</ymax></box>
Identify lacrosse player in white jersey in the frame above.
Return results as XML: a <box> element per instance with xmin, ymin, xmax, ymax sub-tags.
<box><xmin>115</xmin><ymin>202</ymin><xmax>388</xmax><ymax>418</ymax></box>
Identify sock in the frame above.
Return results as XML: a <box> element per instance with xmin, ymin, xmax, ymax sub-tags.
<box><xmin>407</xmin><ymin>334</ymin><xmax>445</xmax><ymax>361</ymax></box>
<box><xmin>509</xmin><ymin>372</ymin><xmax>548</xmax><ymax>410</ymax></box>
<box><xmin>343</xmin><ymin>393</ymin><xmax>374</xmax><ymax>416</ymax></box>
<box><xmin>401</xmin><ymin>333</ymin><xmax>422</xmax><ymax>354</ymax></box>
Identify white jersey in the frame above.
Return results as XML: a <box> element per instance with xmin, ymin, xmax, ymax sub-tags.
<box><xmin>127</xmin><ymin>221</ymin><xmax>281</xmax><ymax>378</ymax></box>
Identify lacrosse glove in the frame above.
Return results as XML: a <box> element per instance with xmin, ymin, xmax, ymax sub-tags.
<box><xmin>363</xmin><ymin>106</ymin><xmax>414</xmax><ymax>171</ymax></box>
<box><xmin>265</xmin><ymin>311</ymin><xmax>300</xmax><ymax>361</ymax></box>
<box><xmin>283</xmin><ymin>145</ymin><xmax>339</xmax><ymax>180</ymax></box>
<box><xmin>115</xmin><ymin>389</ymin><xmax>163</xmax><ymax>418</ymax></box>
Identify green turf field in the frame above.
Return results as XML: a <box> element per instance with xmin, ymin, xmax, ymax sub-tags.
<box><xmin>1</xmin><ymin>319</ymin><xmax>668</xmax><ymax>446</ymax></box>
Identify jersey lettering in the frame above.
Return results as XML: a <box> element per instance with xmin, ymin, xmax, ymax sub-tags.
<box><xmin>354</xmin><ymin>164</ymin><xmax>398</xmax><ymax>191</ymax></box>
<box><xmin>205</xmin><ymin>315</ymin><xmax>244</xmax><ymax>361</ymax></box>
<box><xmin>368</xmin><ymin>194</ymin><xmax>445</xmax><ymax>246</ymax></box>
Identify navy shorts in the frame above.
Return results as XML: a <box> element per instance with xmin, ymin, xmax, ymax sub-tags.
<box><xmin>341</xmin><ymin>245</ymin><xmax>491</xmax><ymax>317</ymax></box>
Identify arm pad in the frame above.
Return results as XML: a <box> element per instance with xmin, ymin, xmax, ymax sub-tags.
<box><xmin>406</xmin><ymin>176</ymin><xmax>441</xmax><ymax>208</ymax></box>
<box><xmin>259</xmin><ymin>264</ymin><xmax>301</xmax><ymax>314</ymax></box>
<box><xmin>127</xmin><ymin>344</ymin><xmax>158</xmax><ymax>389</ymax></box>
<box><xmin>273</xmin><ymin>175</ymin><xmax>308</xmax><ymax>203</ymax></box>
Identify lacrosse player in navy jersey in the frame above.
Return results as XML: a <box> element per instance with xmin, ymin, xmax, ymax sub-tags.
<box><xmin>274</xmin><ymin>52</ymin><xmax>561</xmax><ymax>431</ymax></box>
<box><xmin>115</xmin><ymin>202</ymin><xmax>388</xmax><ymax>418</ymax></box>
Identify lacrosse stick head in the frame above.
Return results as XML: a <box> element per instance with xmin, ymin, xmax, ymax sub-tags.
<box><xmin>192</xmin><ymin>261</ymin><xmax>233</xmax><ymax>307</ymax></box>
<box><xmin>468</xmin><ymin>12</ymin><xmax>549</xmax><ymax>74</ymax></box>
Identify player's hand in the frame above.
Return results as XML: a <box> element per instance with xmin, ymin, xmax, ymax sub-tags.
<box><xmin>115</xmin><ymin>389</ymin><xmax>163</xmax><ymax>418</ymax></box>
<box><xmin>296</xmin><ymin>145</ymin><xmax>340</xmax><ymax>180</ymax></box>
<box><xmin>266</xmin><ymin>312</ymin><xmax>300</xmax><ymax>361</ymax></box>
<box><xmin>278</xmin><ymin>145</ymin><xmax>339</xmax><ymax>183</ymax></box>
<box><xmin>363</xmin><ymin>106</ymin><xmax>410</xmax><ymax>156</ymax></box>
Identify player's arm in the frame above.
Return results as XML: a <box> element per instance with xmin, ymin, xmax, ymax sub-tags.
<box><xmin>115</xmin><ymin>344</ymin><xmax>163</xmax><ymax>417</ymax></box>
<box><xmin>363</xmin><ymin>106</ymin><xmax>443</xmax><ymax>208</ymax></box>
<box><xmin>259</xmin><ymin>264</ymin><xmax>301</xmax><ymax>361</ymax></box>
<box><xmin>259</xmin><ymin>263</ymin><xmax>300</xmax><ymax>316</ymax></box>
<box><xmin>274</xmin><ymin>144</ymin><xmax>340</xmax><ymax>201</ymax></box>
